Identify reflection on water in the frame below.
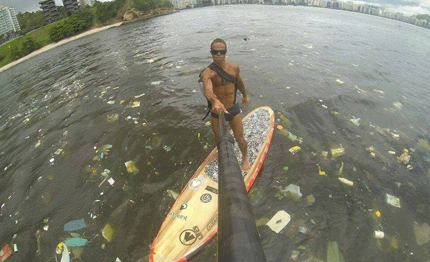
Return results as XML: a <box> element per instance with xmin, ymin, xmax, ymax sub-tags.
<box><xmin>0</xmin><ymin>5</ymin><xmax>429</xmax><ymax>262</ymax></box>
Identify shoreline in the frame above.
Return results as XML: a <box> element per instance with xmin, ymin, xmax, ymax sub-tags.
<box><xmin>0</xmin><ymin>22</ymin><xmax>123</xmax><ymax>74</ymax></box>
<box><xmin>0</xmin><ymin>8</ymin><xmax>177</xmax><ymax>74</ymax></box>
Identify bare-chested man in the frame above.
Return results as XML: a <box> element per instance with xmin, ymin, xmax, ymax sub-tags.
<box><xmin>201</xmin><ymin>38</ymin><xmax>250</xmax><ymax>172</ymax></box>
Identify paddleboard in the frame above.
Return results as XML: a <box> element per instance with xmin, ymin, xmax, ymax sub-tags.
<box><xmin>149</xmin><ymin>106</ymin><xmax>275</xmax><ymax>262</ymax></box>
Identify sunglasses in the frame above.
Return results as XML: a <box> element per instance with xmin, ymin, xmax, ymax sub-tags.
<box><xmin>211</xmin><ymin>49</ymin><xmax>227</xmax><ymax>55</ymax></box>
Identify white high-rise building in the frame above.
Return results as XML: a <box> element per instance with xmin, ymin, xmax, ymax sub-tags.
<box><xmin>0</xmin><ymin>5</ymin><xmax>20</xmax><ymax>35</ymax></box>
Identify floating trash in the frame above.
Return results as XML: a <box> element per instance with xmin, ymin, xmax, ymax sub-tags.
<box><xmin>331</xmin><ymin>145</ymin><xmax>345</xmax><ymax>158</ymax></box>
<box><xmin>396</xmin><ymin>149</ymin><xmax>410</xmax><ymax>164</ymax></box>
<box><xmin>338</xmin><ymin>177</ymin><xmax>354</xmax><ymax>187</ymax></box>
<box><xmin>151</xmin><ymin>81</ymin><xmax>163</xmax><ymax>85</ymax></box>
<box><xmin>327</xmin><ymin>241</ymin><xmax>345</xmax><ymax>262</ymax></box>
<box><xmin>393</xmin><ymin>101</ymin><xmax>403</xmax><ymax>109</ymax></box>
<box><xmin>64</xmin><ymin>219</ymin><xmax>86</xmax><ymax>231</ymax></box>
<box><xmin>386</xmin><ymin>193</ymin><xmax>401</xmax><ymax>208</ymax></box>
<box><xmin>61</xmin><ymin>244</ymin><xmax>70</xmax><ymax>262</ymax></box>
<box><xmin>350</xmin><ymin>116</ymin><xmax>360</xmax><ymax>126</ymax></box>
<box><xmin>130</xmin><ymin>101</ymin><xmax>140</xmax><ymax>108</ymax></box>
<box><xmin>54</xmin><ymin>149</ymin><xmax>63</xmax><ymax>155</ymax></box>
<box><xmin>163</xmin><ymin>145</ymin><xmax>171</xmax><ymax>152</ymax></box>
<box><xmin>102</xmin><ymin>224</ymin><xmax>114</xmax><ymax>242</ymax></box>
<box><xmin>125</xmin><ymin>161</ymin><xmax>139</xmax><ymax>174</ymax></box>
<box><xmin>374</xmin><ymin>231</ymin><xmax>385</xmax><ymax>239</ymax></box>
<box><xmin>317</xmin><ymin>164</ymin><xmax>327</xmax><ymax>176</ymax></box>
<box><xmin>289</xmin><ymin>146</ymin><xmax>301</xmax><ymax>155</ymax></box>
<box><xmin>304</xmin><ymin>43</ymin><xmax>313</xmax><ymax>49</ymax></box>
<box><xmin>64</xmin><ymin>238</ymin><xmax>88</xmax><ymax>247</ymax></box>
<box><xmin>291</xmin><ymin>250</ymin><xmax>300</xmax><ymax>260</ymax></box>
<box><xmin>134</xmin><ymin>93</ymin><xmax>145</xmax><ymax>99</ymax></box>
<box><xmin>322</xmin><ymin>104</ymin><xmax>328</xmax><ymax>109</ymax></box>
<box><xmin>306</xmin><ymin>194</ymin><xmax>315</xmax><ymax>206</ymax></box>
<box><xmin>107</xmin><ymin>101</ymin><xmax>115</xmax><ymax>105</ymax></box>
<box><xmin>336</xmin><ymin>79</ymin><xmax>344</xmax><ymax>85</ymax></box>
<box><xmin>107</xmin><ymin>114</ymin><xmax>119</xmax><ymax>123</ymax></box>
<box><xmin>388</xmin><ymin>151</ymin><xmax>396</xmax><ymax>155</ymax></box>
<box><xmin>283</xmin><ymin>166</ymin><xmax>289</xmax><ymax>171</ymax></box>
<box><xmin>277</xmin><ymin>125</ymin><xmax>283</xmax><ymax>130</ymax></box>
<box><xmin>107</xmin><ymin>178</ymin><xmax>115</xmax><ymax>186</ymax></box>
<box><xmin>167</xmin><ymin>190</ymin><xmax>179</xmax><ymax>200</ymax></box>
<box><xmin>277</xmin><ymin>184</ymin><xmax>302</xmax><ymax>200</ymax></box>
<box><xmin>373</xmin><ymin>89</ymin><xmax>384</xmax><ymax>94</ymax></box>
<box><xmin>376</xmin><ymin>211</ymin><xmax>381</xmax><ymax>217</ymax></box>
<box><xmin>413</xmin><ymin>223</ymin><xmax>430</xmax><ymax>246</ymax></box>
<box><xmin>266</xmin><ymin>210</ymin><xmax>291</xmax><ymax>233</ymax></box>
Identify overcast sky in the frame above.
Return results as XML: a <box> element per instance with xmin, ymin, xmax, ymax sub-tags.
<box><xmin>0</xmin><ymin>0</ymin><xmax>429</xmax><ymax>15</ymax></box>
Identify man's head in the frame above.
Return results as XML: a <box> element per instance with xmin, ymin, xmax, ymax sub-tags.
<box><xmin>210</xmin><ymin>38</ymin><xmax>227</xmax><ymax>63</ymax></box>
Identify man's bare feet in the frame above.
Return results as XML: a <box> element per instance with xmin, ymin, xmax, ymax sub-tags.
<box><xmin>241</xmin><ymin>156</ymin><xmax>251</xmax><ymax>172</ymax></box>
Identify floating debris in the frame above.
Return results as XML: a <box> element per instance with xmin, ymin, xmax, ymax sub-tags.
<box><xmin>54</xmin><ymin>148</ymin><xmax>63</xmax><ymax>155</ymax></box>
<box><xmin>125</xmin><ymin>161</ymin><xmax>139</xmax><ymax>174</ymax></box>
<box><xmin>374</xmin><ymin>231</ymin><xmax>385</xmax><ymax>239</ymax></box>
<box><xmin>107</xmin><ymin>114</ymin><xmax>119</xmax><ymax>123</ymax></box>
<box><xmin>393</xmin><ymin>101</ymin><xmax>402</xmax><ymax>109</ymax></box>
<box><xmin>338</xmin><ymin>162</ymin><xmax>344</xmax><ymax>176</ymax></box>
<box><xmin>331</xmin><ymin>145</ymin><xmax>345</xmax><ymax>158</ymax></box>
<box><xmin>304</xmin><ymin>44</ymin><xmax>313</xmax><ymax>49</ymax></box>
<box><xmin>338</xmin><ymin>177</ymin><xmax>354</xmax><ymax>187</ymax></box>
<box><xmin>306</xmin><ymin>194</ymin><xmax>315</xmax><ymax>206</ymax></box>
<box><xmin>396</xmin><ymin>149</ymin><xmax>410</xmax><ymax>164</ymax></box>
<box><xmin>291</xmin><ymin>250</ymin><xmax>300</xmax><ymax>260</ymax></box>
<box><xmin>130</xmin><ymin>101</ymin><xmax>140</xmax><ymax>108</ymax></box>
<box><xmin>277</xmin><ymin>184</ymin><xmax>302</xmax><ymax>200</ymax></box>
<box><xmin>151</xmin><ymin>81</ymin><xmax>163</xmax><ymax>85</ymax></box>
<box><xmin>163</xmin><ymin>145</ymin><xmax>171</xmax><ymax>152</ymax></box>
<box><xmin>413</xmin><ymin>223</ymin><xmax>430</xmax><ymax>246</ymax></box>
<box><xmin>266</xmin><ymin>210</ymin><xmax>291</xmax><ymax>233</ymax></box>
<box><xmin>376</xmin><ymin>211</ymin><xmax>381</xmax><ymax>217</ymax></box>
<box><xmin>417</xmin><ymin>139</ymin><xmax>430</xmax><ymax>151</ymax></box>
<box><xmin>350</xmin><ymin>116</ymin><xmax>360</xmax><ymax>126</ymax></box>
<box><xmin>327</xmin><ymin>241</ymin><xmax>345</xmax><ymax>262</ymax></box>
<box><xmin>277</xmin><ymin>112</ymin><xmax>292</xmax><ymax>128</ymax></box>
<box><xmin>0</xmin><ymin>244</ymin><xmax>12</xmax><ymax>261</ymax></box>
<box><xmin>386</xmin><ymin>193</ymin><xmax>401</xmax><ymax>208</ymax></box>
<box><xmin>317</xmin><ymin>164</ymin><xmax>327</xmax><ymax>176</ymax></box>
<box><xmin>335</xmin><ymin>79</ymin><xmax>344</xmax><ymax>85</ymax></box>
<box><xmin>277</xmin><ymin>125</ymin><xmax>283</xmax><ymax>130</ymax></box>
<box><xmin>64</xmin><ymin>238</ymin><xmax>88</xmax><ymax>247</ymax></box>
<box><xmin>107</xmin><ymin>178</ymin><xmax>115</xmax><ymax>186</ymax></box>
<box><xmin>102</xmin><ymin>224</ymin><xmax>114</xmax><ymax>242</ymax></box>
<box><xmin>283</xmin><ymin>166</ymin><xmax>289</xmax><ymax>171</ymax></box>
<box><xmin>167</xmin><ymin>190</ymin><xmax>179</xmax><ymax>200</ymax></box>
<box><xmin>107</xmin><ymin>101</ymin><xmax>115</xmax><ymax>105</ymax></box>
<box><xmin>61</xmin><ymin>244</ymin><xmax>70</xmax><ymax>262</ymax></box>
<box><xmin>289</xmin><ymin>146</ymin><xmax>301</xmax><ymax>155</ymax></box>
<box><xmin>64</xmin><ymin>219</ymin><xmax>86</xmax><ymax>231</ymax></box>
<box><xmin>388</xmin><ymin>151</ymin><xmax>396</xmax><ymax>155</ymax></box>
<box><xmin>134</xmin><ymin>93</ymin><xmax>145</xmax><ymax>99</ymax></box>
<box><xmin>373</xmin><ymin>89</ymin><xmax>384</xmax><ymax>95</ymax></box>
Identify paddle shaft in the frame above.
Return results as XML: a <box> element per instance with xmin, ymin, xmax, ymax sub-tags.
<box><xmin>217</xmin><ymin>112</ymin><xmax>266</xmax><ymax>262</ymax></box>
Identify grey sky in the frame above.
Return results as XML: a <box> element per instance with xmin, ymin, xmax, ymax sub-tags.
<box><xmin>0</xmin><ymin>0</ymin><xmax>429</xmax><ymax>14</ymax></box>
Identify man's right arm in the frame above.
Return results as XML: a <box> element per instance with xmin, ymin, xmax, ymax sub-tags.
<box><xmin>202</xmin><ymin>69</ymin><xmax>228</xmax><ymax>114</ymax></box>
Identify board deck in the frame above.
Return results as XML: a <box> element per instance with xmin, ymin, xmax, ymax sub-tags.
<box><xmin>149</xmin><ymin>106</ymin><xmax>275</xmax><ymax>262</ymax></box>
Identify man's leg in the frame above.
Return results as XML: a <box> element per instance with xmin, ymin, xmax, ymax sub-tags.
<box><xmin>229</xmin><ymin>114</ymin><xmax>250</xmax><ymax>172</ymax></box>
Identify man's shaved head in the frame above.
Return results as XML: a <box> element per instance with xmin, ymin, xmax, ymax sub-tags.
<box><xmin>211</xmin><ymin>38</ymin><xmax>227</xmax><ymax>50</ymax></box>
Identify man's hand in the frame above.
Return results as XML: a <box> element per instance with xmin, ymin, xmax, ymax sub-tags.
<box><xmin>242</xmin><ymin>95</ymin><xmax>249</xmax><ymax>105</ymax></box>
<box><xmin>213</xmin><ymin>100</ymin><xmax>229</xmax><ymax>115</ymax></box>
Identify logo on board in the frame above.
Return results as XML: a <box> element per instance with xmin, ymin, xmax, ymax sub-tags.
<box><xmin>200</xmin><ymin>193</ymin><xmax>212</xmax><ymax>203</ymax></box>
<box><xmin>188</xmin><ymin>174</ymin><xmax>208</xmax><ymax>190</ymax></box>
<box><xmin>179</xmin><ymin>226</ymin><xmax>203</xmax><ymax>246</ymax></box>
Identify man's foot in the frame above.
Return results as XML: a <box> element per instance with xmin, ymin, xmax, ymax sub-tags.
<box><xmin>241</xmin><ymin>157</ymin><xmax>251</xmax><ymax>172</ymax></box>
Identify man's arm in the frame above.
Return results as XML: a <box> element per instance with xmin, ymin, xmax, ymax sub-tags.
<box><xmin>202</xmin><ymin>69</ymin><xmax>228</xmax><ymax>114</ymax></box>
<box><xmin>236</xmin><ymin>66</ymin><xmax>248</xmax><ymax>104</ymax></box>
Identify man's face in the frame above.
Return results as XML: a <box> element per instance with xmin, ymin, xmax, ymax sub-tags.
<box><xmin>211</xmin><ymin>42</ymin><xmax>227</xmax><ymax>63</ymax></box>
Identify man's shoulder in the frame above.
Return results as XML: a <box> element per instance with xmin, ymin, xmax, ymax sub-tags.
<box><xmin>227</xmin><ymin>61</ymin><xmax>239</xmax><ymax>70</ymax></box>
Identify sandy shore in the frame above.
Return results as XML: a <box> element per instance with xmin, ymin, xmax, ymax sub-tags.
<box><xmin>0</xmin><ymin>22</ymin><xmax>123</xmax><ymax>74</ymax></box>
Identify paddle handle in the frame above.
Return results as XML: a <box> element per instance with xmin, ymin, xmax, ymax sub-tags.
<box><xmin>217</xmin><ymin>112</ymin><xmax>267</xmax><ymax>262</ymax></box>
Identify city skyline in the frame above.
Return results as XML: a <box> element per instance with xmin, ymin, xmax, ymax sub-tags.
<box><xmin>0</xmin><ymin>0</ymin><xmax>429</xmax><ymax>15</ymax></box>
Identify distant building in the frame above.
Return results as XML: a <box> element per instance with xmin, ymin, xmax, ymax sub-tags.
<box><xmin>78</xmin><ymin>0</ymin><xmax>94</xmax><ymax>6</ymax></box>
<box><xmin>0</xmin><ymin>5</ymin><xmax>21</xmax><ymax>35</ymax></box>
<box><xmin>39</xmin><ymin>0</ymin><xmax>59</xmax><ymax>23</ymax></box>
<box><xmin>63</xmin><ymin>0</ymin><xmax>79</xmax><ymax>12</ymax></box>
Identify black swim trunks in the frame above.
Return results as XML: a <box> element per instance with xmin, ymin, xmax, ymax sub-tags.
<box><xmin>211</xmin><ymin>103</ymin><xmax>241</xmax><ymax>121</ymax></box>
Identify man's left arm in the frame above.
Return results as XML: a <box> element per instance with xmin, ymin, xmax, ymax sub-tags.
<box><xmin>236</xmin><ymin>66</ymin><xmax>248</xmax><ymax>105</ymax></box>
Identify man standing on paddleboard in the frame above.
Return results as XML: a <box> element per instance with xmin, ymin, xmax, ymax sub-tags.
<box><xmin>200</xmin><ymin>38</ymin><xmax>250</xmax><ymax>172</ymax></box>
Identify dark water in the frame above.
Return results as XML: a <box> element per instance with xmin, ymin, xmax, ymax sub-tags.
<box><xmin>1</xmin><ymin>5</ymin><xmax>430</xmax><ymax>262</ymax></box>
